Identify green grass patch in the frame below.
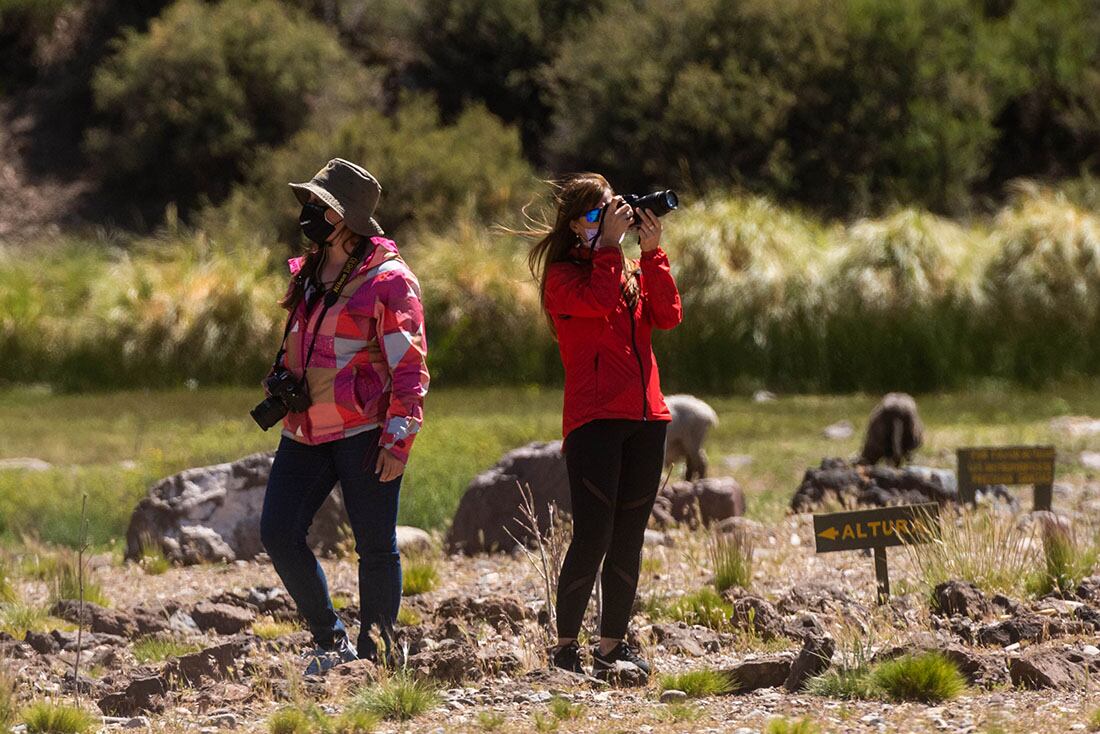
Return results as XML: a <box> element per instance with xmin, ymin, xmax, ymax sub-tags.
<box><xmin>548</xmin><ymin>696</ymin><xmax>584</xmax><ymax>721</ymax></box>
<box><xmin>396</xmin><ymin>607</ymin><xmax>422</xmax><ymax>626</ymax></box>
<box><xmin>1088</xmin><ymin>707</ymin><xmax>1100</xmax><ymax>732</ymax></box>
<box><xmin>476</xmin><ymin>711</ymin><xmax>506</xmax><ymax>730</ymax></box>
<box><xmin>658</xmin><ymin>669</ymin><xmax>736</xmax><ymax>698</ymax></box>
<box><xmin>354</xmin><ymin>674</ymin><xmax>440</xmax><ymax>721</ymax></box>
<box><xmin>136</xmin><ymin>542</ymin><xmax>171</xmax><ymax>576</ymax></box>
<box><xmin>1026</xmin><ymin>522</ymin><xmax>1099</xmax><ymax>597</ymax></box>
<box><xmin>0</xmin><ymin>665</ymin><xmax>16</xmax><ymax>730</ymax></box>
<box><xmin>809</xmin><ymin>652</ymin><xmax>966</xmax><ymax>703</ymax></box>
<box><xmin>0</xmin><ymin>603</ymin><xmax>70</xmax><ymax>638</ymax></box>
<box><xmin>766</xmin><ymin>717</ymin><xmax>821</xmax><ymax>734</ymax></box>
<box><xmin>655</xmin><ymin>702</ymin><xmax>701</xmax><ymax>723</ymax></box>
<box><xmin>47</xmin><ymin>554</ymin><xmax>108</xmax><ymax>607</ymax></box>
<box><xmin>268</xmin><ymin>705</ymin><xmax>317</xmax><ymax>734</ymax></box>
<box><xmin>401</xmin><ymin>558</ymin><xmax>439</xmax><ymax>596</ymax></box>
<box><xmin>329</xmin><ymin>707</ymin><xmax>380</xmax><ymax>734</ymax></box>
<box><xmin>251</xmin><ymin>618</ymin><xmax>302</xmax><ymax>641</ymax></box>
<box><xmin>645</xmin><ymin>587</ymin><xmax>732</xmax><ymax>630</ymax></box>
<box><xmin>0</xmin><ymin>560</ymin><xmax>15</xmax><ymax>603</ymax></box>
<box><xmin>131</xmin><ymin>637</ymin><xmax>202</xmax><ymax>663</ymax></box>
<box><xmin>20</xmin><ymin>701</ymin><xmax>96</xmax><ymax>734</ymax></box>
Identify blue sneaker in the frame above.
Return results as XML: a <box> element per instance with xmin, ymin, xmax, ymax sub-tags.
<box><xmin>304</xmin><ymin>634</ymin><xmax>358</xmax><ymax>675</ymax></box>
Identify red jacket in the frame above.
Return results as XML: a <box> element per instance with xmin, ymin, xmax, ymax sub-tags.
<box><xmin>545</xmin><ymin>244</ymin><xmax>682</xmax><ymax>439</ymax></box>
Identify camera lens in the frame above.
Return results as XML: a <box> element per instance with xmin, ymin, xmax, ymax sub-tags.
<box><xmin>664</xmin><ymin>190</ymin><xmax>679</xmax><ymax>211</ymax></box>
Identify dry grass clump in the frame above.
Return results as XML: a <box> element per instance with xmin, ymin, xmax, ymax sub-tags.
<box><xmin>766</xmin><ymin>717</ymin><xmax>821</xmax><ymax>734</ymax></box>
<box><xmin>1027</xmin><ymin>518</ymin><xmax>1099</xmax><ymax>597</ymax></box>
<box><xmin>251</xmin><ymin>617</ymin><xmax>302</xmax><ymax>641</ymax></box>
<box><xmin>0</xmin><ymin>560</ymin><xmax>15</xmax><ymax>604</ymax></box>
<box><xmin>401</xmin><ymin>555</ymin><xmax>440</xmax><ymax>596</ymax></box>
<box><xmin>810</xmin><ymin>652</ymin><xmax>966</xmax><ymax>704</ymax></box>
<box><xmin>0</xmin><ymin>663</ymin><xmax>17</xmax><ymax>731</ymax></box>
<box><xmin>644</xmin><ymin>587</ymin><xmax>732</xmax><ymax>630</ymax></box>
<box><xmin>354</xmin><ymin>673</ymin><xmax>440</xmax><ymax>722</ymax></box>
<box><xmin>904</xmin><ymin>507</ymin><xmax>1039</xmax><ymax>598</ymax></box>
<box><xmin>131</xmin><ymin>636</ymin><xmax>202</xmax><ymax>663</ymax></box>
<box><xmin>20</xmin><ymin>701</ymin><xmax>97</xmax><ymax>734</ymax></box>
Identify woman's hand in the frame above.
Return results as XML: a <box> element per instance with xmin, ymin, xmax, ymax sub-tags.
<box><xmin>599</xmin><ymin>198</ymin><xmax>634</xmax><ymax>248</ymax></box>
<box><xmin>637</xmin><ymin>209</ymin><xmax>662</xmax><ymax>253</ymax></box>
<box><xmin>375</xmin><ymin>447</ymin><xmax>405</xmax><ymax>482</ymax></box>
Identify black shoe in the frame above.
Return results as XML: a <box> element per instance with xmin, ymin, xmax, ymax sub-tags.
<box><xmin>549</xmin><ymin>641</ymin><xmax>584</xmax><ymax>674</ymax></box>
<box><xmin>592</xmin><ymin>642</ymin><xmax>650</xmax><ymax>680</ymax></box>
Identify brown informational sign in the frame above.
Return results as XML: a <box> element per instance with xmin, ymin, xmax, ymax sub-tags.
<box><xmin>813</xmin><ymin>503</ymin><xmax>940</xmax><ymax>603</ymax></box>
<box><xmin>957</xmin><ymin>446</ymin><xmax>1055</xmax><ymax>511</ymax></box>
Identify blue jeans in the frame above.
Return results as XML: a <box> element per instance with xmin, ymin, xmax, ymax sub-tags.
<box><xmin>260</xmin><ymin>428</ymin><xmax>401</xmax><ymax>655</ymax></box>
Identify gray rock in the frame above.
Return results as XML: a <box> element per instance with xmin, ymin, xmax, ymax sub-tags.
<box><xmin>823</xmin><ymin>420</ymin><xmax>854</xmax><ymax>441</ymax></box>
<box><xmin>659</xmin><ymin>689</ymin><xmax>687</xmax><ymax>704</ymax></box>
<box><xmin>1008</xmin><ymin>648</ymin><xmax>1088</xmax><ymax>689</ymax></box>
<box><xmin>125</xmin><ymin>452</ymin><xmax>349</xmax><ymax>564</ymax></box>
<box><xmin>123</xmin><ymin>717</ymin><xmax>151</xmax><ymax>728</ymax></box>
<box><xmin>650</xmin><ymin>622</ymin><xmax>721</xmax><ymax>657</ymax></box>
<box><xmin>729</xmin><ymin>596</ymin><xmax>785</xmax><ymax>640</ymax></box>
<box><xmin>203</xmin><ymin>714</ymin><xmax>238</xmax><ymax>729</ymax></box>
<box><xmin>0</xmin><ymin>457</ymin><xmax>51</xmax><ymax>471</ymax></box>
<box><xmin>651</xmin><ymin>476</ymin><xmax>745</xmax><ymax>529</ymax></box>
<box><xmin>396</xmin><ymin>526</ymin><xmax>432</xmax><ymax>555</ymax></box>
<box><xmin>190</xmin><ymin>603</ymin><xmax>254</xmax><ymax>635</ymax></box>
<box><xmin>721</xmin><ymin>656</ymin><xmax>793</xmax><ymax>692</ymax></box>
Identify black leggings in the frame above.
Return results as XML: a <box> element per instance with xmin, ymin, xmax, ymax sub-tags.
<box><xmin>555</xmin><ymin>419</ymin><xmax>667</xmax><ymax>640</ymax></box>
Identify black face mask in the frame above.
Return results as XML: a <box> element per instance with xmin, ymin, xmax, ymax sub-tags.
<box><xmin>299</xmin><ymin>202</ymin><xmax>336</xmax><ymax>246</ymax></box>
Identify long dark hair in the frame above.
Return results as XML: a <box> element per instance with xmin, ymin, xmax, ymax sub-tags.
<box><xmin>522</xmin><ymin>173</ymin><xmax>639</xmax><ymax>328</ymax></box>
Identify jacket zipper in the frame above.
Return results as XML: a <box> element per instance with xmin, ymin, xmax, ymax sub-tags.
<box><xmin>627</xmin><ymin>302</ymin><xmax>648</xmax><ymax>420</ymax></box>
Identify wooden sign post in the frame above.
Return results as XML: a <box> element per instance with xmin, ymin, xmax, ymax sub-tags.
<box><xmin>813</xmin><ymin>503</ymin><xmax>940</xmax><ymax>604</ymax></box>
<box><xmin>957</xmin><ymin>446</ymin><xmax>1056</xmax><ymax>512</ymax></box>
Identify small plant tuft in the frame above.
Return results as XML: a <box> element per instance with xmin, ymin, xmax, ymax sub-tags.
<box><xmin>766</xmin><ymin>716</ymin><xmax>821</xmax><ymax>734</ymax></box>
<box><xmin>355</xmin><ymin>674</ymin><xmax>440</xmax><ymax>721</ymax></box>
<box><xmin>0</xmin><ymin>665</ymin><xmax>17</xmax><ymax>730</ymax></box>
<box><xmin>401</xmin><ymin>557</ymin><xmax>439</xmax><ymax>596</ymax></box>
<box><xmin>251</xmin><ymin>618</ymin><xmax>302</xmax><ymax>641</ymax></box>
<box><xmin>1087</xmin><ymin>707</ymin><xmax>1100</xmax><ymax>732</ymax></box>
<box><xmin>267</xmin><ymin>705</ymin><xmax>315</xmax><ymax>734</ymax></box>
<box><xmin>21</xmin><ymin>701</ymin><xmax>96</xmax><ymax>734</ymax></box>
<box><xmin>396</xmin><ymin>607</ymin><xmax>422</xmax><ymax>626</ymax></box>
<box><xmin>709</xmin><ymin>530</ymin><xmax>754</xmax><ymax>592</ymax></box>
<box><xmin>137</xmin><ymin>541</ymin><xmax>171</xmax><ymax>576</ymax></box>
<box><xmin>658</xmin><ymin>669</ymin><xmax>737</xmax><ymax>698</ymax></box>
<box><xmin>47</xmin><ymin>553</ymin><xmax>108</xmax><ymax>607</ymax></box>
<box><xmin>548</xmin><ymin>696</ymin><xmax>584</xmax><ymax>721</ymax></box>
<box><xmin>330</xmin><ymin>707</ymin><xmax>379</xmax><ymax>734</ymax></box>
<box><xmin>476</xmin><ymin>710</ymin><xmax>506</xmax><ymax>731</ymax></box>
<box><xmin>646</xmin><ymin>588</ymin><xmax>732</xmax><ymax>630</ymax></box>
<box><xmin>1026</xmin><ymin>520</ymin><xmax>1099</xmax><ymax>597</ymax></box>
<box><xmin>0</xmin><ymin>560</ymin><xmax>15</xmax><ymax>603</ymax></box>
<box><xmin>131</xmin><ymin>637</ymin><xmax>202</xmax><ymax>663</ymax></box>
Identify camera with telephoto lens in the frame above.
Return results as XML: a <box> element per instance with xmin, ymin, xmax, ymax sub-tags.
<box><xmin>621</xmin><ymin>190</ymin><xmax>679</xmax><ymax>222</ymax></box>
<box><xmin>250</xmin><ymin>368</ymin><xmax>312</xmax><ymax>430</ymax></box>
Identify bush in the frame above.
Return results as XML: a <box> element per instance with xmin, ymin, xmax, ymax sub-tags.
<box><xmin>222</xmin><ymin>94</ymin><xmax>536</xmax><ymax>246</ymax></box>
<box><xmin>1026</xmin><ymin>519</ymin><xmax>1099</xmax><ymax>597</ymax></box>
<box><xmin>401</xmin><ymin>556</ymin><xmax>439</xmax><ymax>596</ymax></box>
<box><xmin>657</xmin><ymin>669</ymin><xmax>736</xmax><ymax>698</ymax></box>
<box><xmin>646</xmin><ymin>588</ymin><xmax>732</xmax><ymax>630</ymax></box>
<box><xmin>709</xmin><ymin>530</ymin><xmax>753</xmax><ymax>593</ymax></box>
<box><xmin>85</xmin><ymin>0</ymin><xmax>373</xmax><ymax>217</ymax></box>
<box><xmin>549</xmin><ymin>0</ymin><xmax>1002</xmax><ymax>215</ymax></box>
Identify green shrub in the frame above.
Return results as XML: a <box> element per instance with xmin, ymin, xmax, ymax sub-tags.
<box><xmin>268</xmin><ymin>705</ymin><xmax>316</xmax><ymax>734</ymax></box>
<box><xmin>476</xmin><ymin>711</ymin><xmax>506</xmax><ymax>730</ymax></box>
<box><xmin>330</xmin><ymin>707</ymin><xmax>380</xmax><ymax>734</ymax></box>
<box><xmin>0</xmin><ymin>603</ymin><xmax>56</xmax><ymax>638</ymax></box>
<box><xmin>0</xmin><ymin>559</ymin><xmax>15</xmax><ymax>603</ymax></box>
<box><xmin>85</xmin><ymin>0</ymin><xmax>372</xmax><ymax>216</ymax></box>
<box><xmin>355</xmin><ymin>674</ymin><xmax>440</xmax><ymax>721</ymax></box>
<box><xmin>658</xmin><ymin>669</ymin><xmax>736</xmax><ymax>698</ymax></box>
<box><xmin>21</xmin><ymin>701</ymin><xmax>96</xmax><ymax>734</ymax></box>
<box><xmin>547</xmin><ymin>696</ymin><xmax>584</xmax><ymax>721</ymax></box>
<box><xmin>646</xmin><ymin>588</ymin><xmax>732</xmax><ymax>631</ymax></box>
<box><xmin>47</xmin><ymin>553</ymin><xmax>108</xmax><ymax>607</ymax></box>
<box><xmin>1026</xmin><ymin>519</ymin><xmax>1099</xmax><ymax>597</ymax></box>
<box><xmin>252</xmin><ymin>618</ymin><xmax>302</xmax><ymax>641</ymax></box>
<box><xmin>871</xmin><ymin>653</ymin><xmax>967</xmax><ymax>703</ymax></box>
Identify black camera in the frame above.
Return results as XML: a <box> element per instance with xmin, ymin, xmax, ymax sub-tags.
<box><xmin>622</xmin><ymin>190</ymin><xmax>679</xmax><ymax>220</ymax></box>
<box><xmin>250</xmin><ymin>368</ymin><xmax>312</xmax><ymax>430</ymax></box>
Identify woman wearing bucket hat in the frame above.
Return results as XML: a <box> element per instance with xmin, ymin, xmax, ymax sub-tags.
<box><xmin>259</xmin><ymin>158</ymin><xmax>430</xmax><ymax>674</ymax></box>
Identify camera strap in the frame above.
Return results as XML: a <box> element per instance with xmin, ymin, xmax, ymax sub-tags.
<box><xmin>272</xmin><ymin>237</ymin><xmax>370</xmax><ymax>371</ymax></box>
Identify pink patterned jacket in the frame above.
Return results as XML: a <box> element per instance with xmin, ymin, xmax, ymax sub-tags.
<box><xmin>278</xmin><ymin>237</ymin><xmax>429</xmax><ymax>463</ymax></box>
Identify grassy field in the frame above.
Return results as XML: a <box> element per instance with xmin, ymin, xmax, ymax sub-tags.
<box><xmin>1</xmin><ymin>381</ymin><xmax>1099</xmax><ymax>549</ymax></box>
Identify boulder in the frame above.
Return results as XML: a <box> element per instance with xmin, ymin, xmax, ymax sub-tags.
<box><xmin>396</xmin><ymin>526</ymin><xmax>432</xmax><ymax>555</ymax></box>
<box><xmin>729</xmin><ymin>596</ymin><xmax>785</xmax><ymax>641</ymax></box>
<box><xmin>445</xmin><ymin>442</ymin><xmax>570</xmax><ymax>555</ymax></box>
<box><xmin>404</xmin><ymin>639</ymin><xmax>480</xmax><ymax>684</ymax></box>
<box><xmin>49</xmin><ymin>601</ymin><xmax>167</xmax><ymax>639</ymax></box>
<box><xmin>976</xmin><ymin>615</ymin><xmax>1050</xmax><ymax>647</ymax></box>
<box><xmin>124</xmin><ymin>452</ymin><xmax>348</xmax><ymax>564</ymax></box>
<box><xmin>1008</xmin><ymin>648</ymin><xmax>1088</xmax><ymax>689</ymax></box>
<box><xmin>649</xmin><ymin>622</ymin><xmax>721</xmax><ymax>657</ymax></box>
<box><xmin>721</xmin><ymin>656</ymin><xmax>794</xmax><ymax>692</ymax></box>
<box><xmin>790</xmin><ymin>458</ymin><xmax>1016</xmax><ymax>512</ymax></box>
<box><xmin>651</xmin><ymin>477</ymin><xmax>745</xmax><ymax>528</ymax></box>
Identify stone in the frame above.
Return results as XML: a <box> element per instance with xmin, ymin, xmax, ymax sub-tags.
<box><xmin>167</xmin><ymin>641</ymin><xmax>247</xmax><ymax>686</ymax></box>
<box><xmin>650</xmin><ymin>623</ymin><xmax>721</xmax><ymax>657</ymax></box>
<box><xmin>643</xmin><ymin>530</ymin><xmax>668</xmax><ymax>547</ymax></box>
<box><xmin>405</xmin><ymin>641</ymin><xmax>480</xmax><ymax>684</ymax></box>
<box><xmin>784</xmin><ymin>635</ymin><xmax>835</xmax><ymax>691</ymax></box>
<box><xmin>1074</xmin><ymin>604</ymin><xmax>1100</xmax><ymax>631</ymax></box>
<box><xmin>203</xmin><ymin>713</ymin><xmax>238</xmax><ymax>729</ymax></box>
<box><xmin>753</xmin><ymin>390</ymin><xmax>776</xmax><ymax>403</ymax></box>
<box><xmin>0</xmin><ymin>457</ymin><xmax>51</xmax><ymax>471</ymax></box>
<box><xmin>729</xmin><ymin>596</ymin><xmax>785</xmax><ymax>640</ymax></box>
<box><xmin>125</xmin><ymin>452</ymin><xmax>350</xmax><ymax>564</ymax></box>
<box><xmin>1050</xmin><ymin>416</ymin><xmax>1100</xmax><ymax>437</ymax></box>
<box><xmin>396</xmin><ymin>526</ymin><xmax>432</xmax><ymax>555</ymax></box>
<box><xmin>1009</xmin><ymin>648</ymin><xmax>1087</xmax><ymax>689</ymax></box>
<box><xmin>98</xmin><ymin>676</ymin><xmax>170</xmax><ymax>716</ymax></box>
<box><xmin>445</xmin><ymin>442</ymin><xmax>570</xmax><ymax>554</ymax></box>
<box><xmin>434</xmin><ymin>595</ymin><xmax>533</xmax><ymax>633</ymax></box>
<box><xmin>23</xmin><ymin>630</ymin><xmax>60</xmax><ymax>655</ymax></box>
<box><xmin>190</xmin><ymin>603</ymin><xmax>254</xmax><ymax>635</ymax></box>
<box><xmin>123</xmin><ymin>717</ymin><xmax>151</xmax><ymax>728</ymax></box>
<box><xmin>977</xmin><ymin>615</ymin><xmax>1050</xmax><ymax>647</ymax></box>
<box><xmin>659</xmin><ymin>689</ymin><xmax>687</xmax><ymax>704</ymax></box>
<box><xmin>933</xmin><ymin>581</ymin><xmax>989</xmax><ymax>620</ymax></box>
<box><xmin>721</xmin><ymin>656</ymin><xmax>793</xmax><ymax>692</ymax></box>
<box><xmin>598</xmin><ymin>661</ymin><xmax>648</xmax><ymax>688</ymax></box>
<box><xmin>781</xmin><ymin>613</ymin><xmax>827</xmax><ymax>643</ymax></box>
<box><xmin>50</xmin><ymin>601</ymin><xmax>142</xmax><ymax>638</ymax></box>
<box><xmin>651</xmin><ymin>476</ymin><xmax>745</xmax><ymax>529</ymax></box>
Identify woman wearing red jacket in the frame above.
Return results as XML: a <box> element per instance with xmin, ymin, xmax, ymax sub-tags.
<box><xmin>527</xmin><ymin>173</ymin><xmax>682</xmax><ymax>681</ymax></box>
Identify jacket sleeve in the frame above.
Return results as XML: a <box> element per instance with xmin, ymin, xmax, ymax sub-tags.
<box><xmin>373</xmin><ymin>273</ymin><xmax>430</xmax><ymax>464</ymax></box>
<box><xmin>544</xmin><ymin>247</ymin><xmax>624</xmax><ymax>317</ymax></box>
<box><xmin>640</xmin><ymin>247</ymin><xmax>682</xmax><ymax>329</ymax></box>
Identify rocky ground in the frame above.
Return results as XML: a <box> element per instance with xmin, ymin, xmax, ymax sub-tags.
<box><xmin>4</xmin><ymin>505</ymin><xmax>1099</xmax><ymax>734</ymax></box>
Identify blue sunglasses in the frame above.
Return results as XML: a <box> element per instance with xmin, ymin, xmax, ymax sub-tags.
<box><xmin>583</xmin><ymin>207</ymin><xmax>602</xmax><ymax>223</ymax></box>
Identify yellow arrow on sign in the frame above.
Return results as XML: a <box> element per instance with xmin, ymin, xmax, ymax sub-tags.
<box><xmin>817</xmin><ymin>527</ymin><xmax>838</xmax><ymax>541</ymax></box>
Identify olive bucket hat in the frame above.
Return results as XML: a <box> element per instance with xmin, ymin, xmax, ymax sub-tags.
<box><xmin>289</xmin><ymin>158</ymin><xmax>385</xmax><ymax>237</ymax></box>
